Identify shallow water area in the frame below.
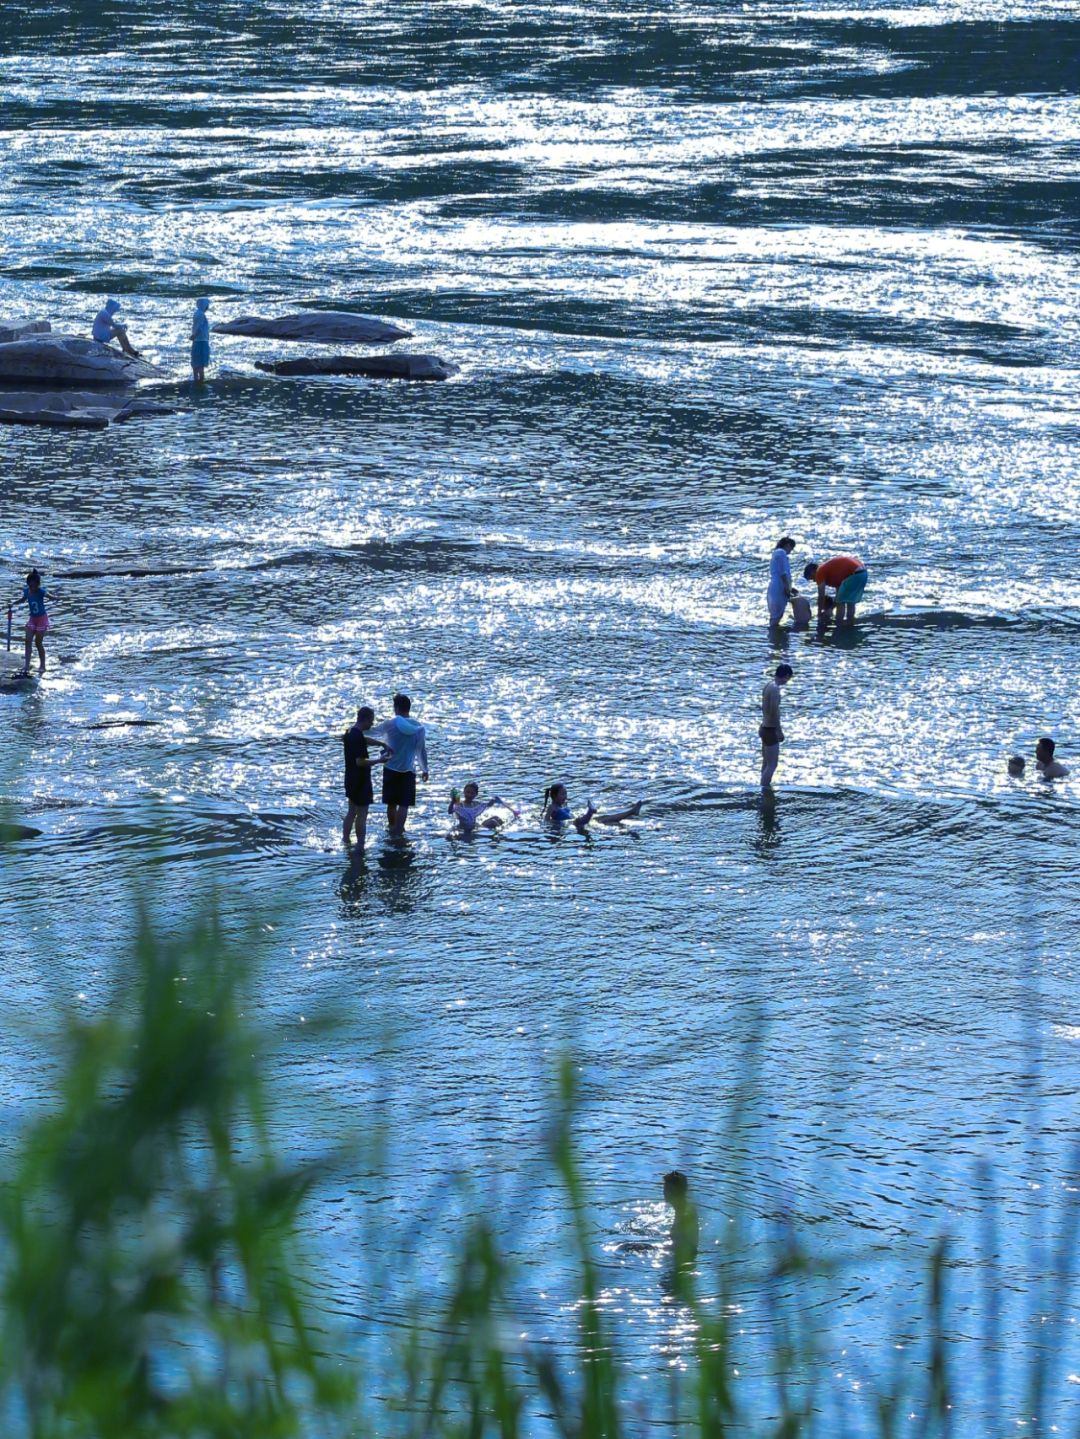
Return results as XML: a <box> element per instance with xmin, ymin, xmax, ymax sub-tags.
<box><xmin>2</xmin><ymin>0</ymin><xmax>1080</xmax><ymax>1429</ymax></box>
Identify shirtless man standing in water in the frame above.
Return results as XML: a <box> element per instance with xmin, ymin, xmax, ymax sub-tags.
<box><xmin>760</xmin><ymin>663</ymin><xmax>793</xmax><ymax>789</ymax></box>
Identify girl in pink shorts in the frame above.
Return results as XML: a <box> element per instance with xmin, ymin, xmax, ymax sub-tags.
<box><xmin>19</xmin><ymin>568</ymin><xmax>51</xmax><ymax>674</ymax></box>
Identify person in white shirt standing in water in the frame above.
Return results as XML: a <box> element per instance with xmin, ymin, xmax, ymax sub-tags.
<box><xmin>766</xmin><ymin>536</ymin><xmax>796</xmax><ymax>626</ymax></box>
<box><xmin>760</xmin><ymin>663</ymin><xmax>793</xmax><ymax>789</ymax></box>
<box><xmin>366</xmin><ymin>693</ymin><xmax>429</xmax><ymax>835</ymax></box>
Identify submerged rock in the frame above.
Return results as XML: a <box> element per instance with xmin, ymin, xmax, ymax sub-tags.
<box><xmin>254</xmin><ymin>353</ymin><xmax>457</xmax><ymax>381</ymax></box>
<box><xmin>0</xmin><ymin>335</ymin><xmax>161</xmax><ymax>385</ymax></box>
<box><xmin>0</xmin><ymin>319</ymin><xmax>51</xmax><ymax>344</ymax></box>
<box><xmin>213</xmin><ymin>311</ymin><xmax>411</xmax><ymax>344</ymax></box>
<box><xmin>0</xmin><ymin>390</ymin><xmax>180</xmax><ymax>429</ymax></box>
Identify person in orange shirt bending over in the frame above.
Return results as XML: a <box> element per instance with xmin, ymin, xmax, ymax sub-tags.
<box><xmin>803</xmin><ymin>554</ymin><xmax>868</xmax><ymax>627</ymax></box>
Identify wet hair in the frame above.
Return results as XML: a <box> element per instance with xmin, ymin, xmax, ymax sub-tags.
<box><xmin>777</xmin><ymin>536</ymin><xmax>795</xmax><ymax>552</ymax></box>
<box><xmin>543</xmin><ymin>782</ymin><xmax>567</xmax><ymax>811</ymax></box>
<box><xmin>356</xmin><ymin>705</ymin><xmax>375</xmax><ymax>727</ymax></box>
<box><xmin>25</xmin><ymin>568</ymin><xmax>41</xmax><ymax>588</ymax></box>
<box><xmin>803</xmin><ymin>562</ymin><xmax>818</xmax><ymax>580</ymax></box>
<box><xmin>1037</xmin><ymin>736</ymin><xmax>1055</xmax><ymax>756</ymax></box>
<box><xmin>776</xmin><ymin>663</ymin><xmax>793</xmax><ymax>681</ymax></box>
<box><xmin>393</xmin><ymin>693</ymin><xmax>411</xmax><ymax>715</ymax></box>
<box><xmin>663</xmin><ymin>1170</ymin><xmax>688</xmax><ymax>1198</ymax></box>
<box><xmin>463</xmin><ymin>781</ymin><xmax>479</xmax><ymax>798</ymax></box>
<box><xmin>1007</xmin><ymin>755</ymin><xmax>1025</xmax><ymax>775</ymax></box>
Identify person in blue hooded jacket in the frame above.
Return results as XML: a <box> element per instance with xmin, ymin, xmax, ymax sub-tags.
<box><xmin>365</xmin><ymin>693</ymin><xmax>429</xmax><ymax>836</ymax></box>
<box><xmin>190</xmin><ymin>296</ymin><xmax>211</xmax><ymax>382</ymax></box>
<box><xmin>92</xmin><ymin>299</ymin><xmax>140</xmax><ymax>358</ymax></box>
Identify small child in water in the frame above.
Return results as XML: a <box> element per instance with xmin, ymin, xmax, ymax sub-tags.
<box><xmin>663</xmin><ymin>1170</ymin><xmax>699</xmax><ymax>1263</ymax></box>
<box><xmin>1036</xmin><ymin>737</ymin><xmax>1069</xmax><ymax>781</ymax></box>
<box><xmin>542</xmin><ymin>783</ymin><xmax>645</xmax><ymax>833</ymax></box>
<box><xmin>17</xmin><ymin>568</ymin><xmax>51</xmax><ymax>675</ymax></box>
<box><xmin>789</xmin><ymin>589</ymin><xmax>812</xmax><ymax>628</ymax></box>
<box><xmin>447</xmin><ymin>783</ymin><xmax>518</xmax><ymax>832</ymax></box>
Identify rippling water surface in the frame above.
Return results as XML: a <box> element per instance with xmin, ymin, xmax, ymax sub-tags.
<box><xmin>2</xmin><ymin>0</ymin><xmax>1079</xmax><ymax>1427</ymax></box>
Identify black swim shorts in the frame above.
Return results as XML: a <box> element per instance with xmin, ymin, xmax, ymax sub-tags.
<box><xmin>346</xmin><ymin>771</ymin><xmax>375</xmax><ymax>808</ymax></box>
<box><xmin>381</xmin><ymin>767</ymin><xmax>417</xmax><ymax>807</ymax></box>
<box><xmin>758</xmin><ymin>725</ymin><xmax>780</xmax><ymax>747</ymax></box>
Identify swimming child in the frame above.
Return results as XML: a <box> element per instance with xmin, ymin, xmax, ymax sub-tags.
<box><xmin>1035</xmin><ymin>736</ymin><xmax>1069</xmax><ymax>781</ymax></box>
<box><xmin>663</xmin><ymin>1170</ymin><xmax>699</xmax><ymax>1264</ymax></box>
<box><xmin>542</xmin><ymin>783</ymin><xmax>645</xmax><ymax>833</ymax></box>
<box><xmin>447</xmin><ymin>783</ymin><xmax>518</xmax><ymax>832</ymax></box>
<box><xmin>1007</xmin><ymin>755</ymin><xmax>1026</xmax><ymax>778</ymax></box>
<box><xmin>17</xmin><ymin>569</ymin><xmax>51</xmax><ymax>675</ymax></box>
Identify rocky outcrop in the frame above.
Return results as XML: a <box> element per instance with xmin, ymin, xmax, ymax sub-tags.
<box><xmin>254</xmin><ymin>353</ymin><xmax>457</xmax><ymax>381</ymax></box>
<box><xmin>0</xmin><ymin>391</ymin><xmax>180</xmax><ymax>429</ymax></box>
<box><xmin>213</xmin><ymin>311</ymin><xmax>411</xmax><ymax>344</ymax></box>
<box><xmin>0</xmin><ymin>822</ymin><xmax>42</xmax><ymax>841</ymax></box>
<box><xmin>0</xmin><ymin>319</ymin><xmax>51</xmax><ymax>344</ymax></box>
<box><xmin>0</xmin><ymin>335</ymin><xmax>162</xmax><ymax>385</ymax></box>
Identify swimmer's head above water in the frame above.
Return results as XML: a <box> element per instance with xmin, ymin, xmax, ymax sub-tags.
<box><xmin>663</xmin><ymin>1170</ymin><xmax>689</xmax><ymax>1204</ymax></box>
<box><xmin>462</xmin><ymin>782</ymin><xmax>480</xmax><ymax>802</ymax></box>
<box><xmin>1008</xmin><ymin>755</ymin><xmax>1025</xmax><ymax>777</ymax></box>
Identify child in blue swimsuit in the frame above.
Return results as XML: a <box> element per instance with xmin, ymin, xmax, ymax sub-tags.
<box><xmin>542</xmin><ymin>783</ymin><xmax>645</xmax><ymax>833</ymax></box>
<box><xmin>17</xmin><ymin>568</ymin><xmax>51</xmax><ymax>675</ymax></box>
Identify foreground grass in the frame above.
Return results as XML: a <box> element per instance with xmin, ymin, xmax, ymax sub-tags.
<box><xmin>0</xmin><ymin>900</ymin><xmax>1072</xmax><ymax>1438</ymax></box>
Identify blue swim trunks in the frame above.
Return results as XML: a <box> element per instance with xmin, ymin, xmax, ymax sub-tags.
<box><xmin>835</xmin><ymin>567</ymin><xmax>869</xmax><ymax>605</ymax></box>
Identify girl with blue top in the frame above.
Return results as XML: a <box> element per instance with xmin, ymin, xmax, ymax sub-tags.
<box><xmin>16</xmin><ymin>568</ymin><xmax>51</xmax><ymax>675</ymax></box>
<box><xmin>190</xmin><ymin>297</ymin><xmax>211</xmax><ymax>383</ymax></box>
<box><xmin>542</xmin><ymin>783</ymin><xmax>645</xmax><ymax>833</ymax></box>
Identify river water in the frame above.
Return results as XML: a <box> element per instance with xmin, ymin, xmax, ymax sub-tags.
<box><xmin>1</xmin><ymin>1</ymin><xmax>1079</xmax><ymax>1430</ymax></box>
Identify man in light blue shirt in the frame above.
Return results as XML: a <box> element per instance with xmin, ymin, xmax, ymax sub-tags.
<box><xmin>92</xmin><ymin>299</ymin><xmax>140</xmax><ymax>357</ymax></box>
<box><xmin>367</xmin><ymin>693</ymin><xmax>429</xmax><ymax>835</ymax></box>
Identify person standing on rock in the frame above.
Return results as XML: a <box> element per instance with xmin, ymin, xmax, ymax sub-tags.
<box><xmin>92</xmin><ymin>299</ymin><xmax>141</xmax><ymax>358</ymax></box>
<box><xmin>15</xmin><ymin>568</ymin><xmax>51</xmax><ymax>676</ymax></box>
<box><xmin>190</xmin><ymin>297</ymin><xmax>211</xmax><ymax>383</ymax></box>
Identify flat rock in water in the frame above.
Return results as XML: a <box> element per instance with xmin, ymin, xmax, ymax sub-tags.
<box><xmin>0</xmin><ymin>319</ymin><xmax>51</xmax><ymax>344</ymax></box>
<box><xmin>0</xmin><ymin>335</ymin><xmax>161</xmax><ymax>385</ymax></box>
<box><xmin>0</xmin><ymin>822</ymin><xmax>42</xmax><ymax>842</ymax></box>
<box><xmin>0</xmin><ymin>390</ymin><xmax>180</xmax><ymax>429</ymax></box>
<box><xmin>254</xmin><ymin>353</ymin><xmax>457</xmax><ymax>381</ymax></box>
<box><xmin>213</xmin><ymin>311</ymin><xmax>411</xmax><ymax>344</ymax></box>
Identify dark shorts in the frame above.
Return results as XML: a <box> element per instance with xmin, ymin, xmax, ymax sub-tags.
<box><xmin>381</xmin><ymin>768</ymin><xmax>416</xmax><ymax>808</ymax></box>
<box><xmin>759</xmin><ymin>725</ymin><xmax>780</xmax><ymax>747</ymax></box>
<box><xmin>345</xmin><ymin>770</ymin><xmax>374</xmax><ymax>808</ymax></box>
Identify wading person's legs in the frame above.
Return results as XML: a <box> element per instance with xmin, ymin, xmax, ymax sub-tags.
<box><xmin>760</xmin><ymin>741</ymin><xmax>780</xmax><ymax>789</ymax></box>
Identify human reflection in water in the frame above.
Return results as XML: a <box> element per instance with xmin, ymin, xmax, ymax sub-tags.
<box><xmin>754</xmin><ymin>790</ymin><xmax>782</xmax><ymax>859</ymax></box>
<box><xmin>338</xmin><ymin>841</ymin><xmax>423</xmax><ymax>918</ymax></box>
